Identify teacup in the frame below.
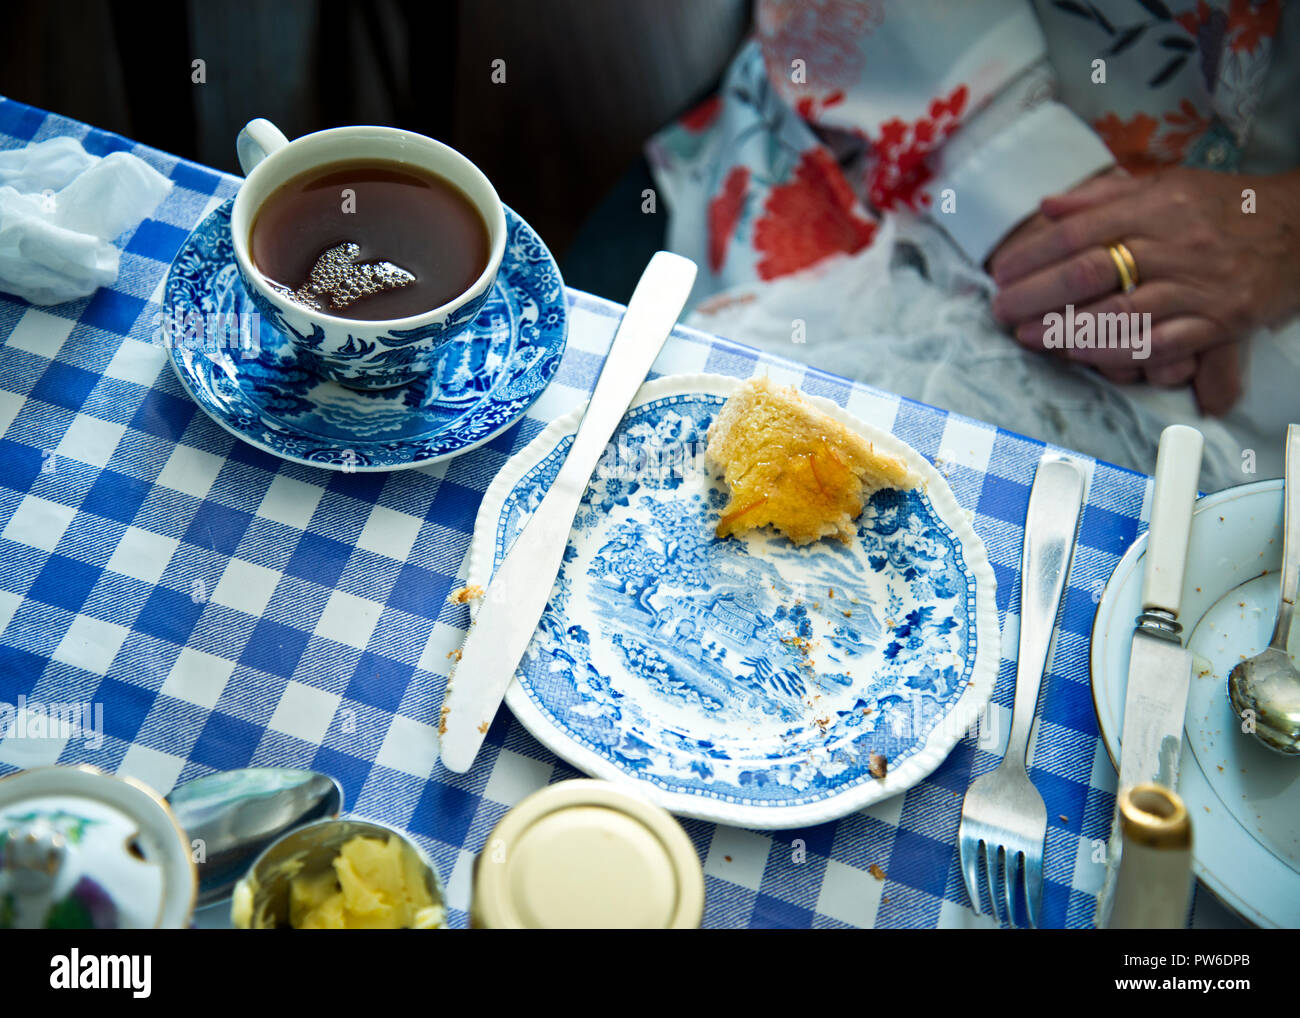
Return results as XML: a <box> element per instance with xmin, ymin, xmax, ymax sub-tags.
<box><xmin>232</xmin><ymin>118</ymin><xmax>506</xmax><ymax>390</ymax></box>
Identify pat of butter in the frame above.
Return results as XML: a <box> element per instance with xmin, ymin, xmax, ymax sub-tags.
<box><xmin>290</xmin><ymin>835</ymin><xmax>444</xmax><ymax>930</ymax></box>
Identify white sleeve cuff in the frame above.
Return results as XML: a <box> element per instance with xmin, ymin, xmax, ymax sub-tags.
<box><xmin>931</xmin><ymin>100</ymin><xmax>1116</xmax><ymax>265</ymax></box>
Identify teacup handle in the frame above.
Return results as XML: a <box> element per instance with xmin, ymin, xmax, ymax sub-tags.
<box><xmin>236</xmin><ymin>119</ymin><xmax>289</xmax><ymax>176</ymax></box>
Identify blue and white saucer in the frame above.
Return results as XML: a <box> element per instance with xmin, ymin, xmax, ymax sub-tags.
<box><xmin>164</xmin><ymin>200</ymin><xmax>567</xmax><ymax>471</ymax></box>
<box><xmin>467</xmin><ymin>374</ymin><xmax>1001</xmax><ymax>829</ymax></box>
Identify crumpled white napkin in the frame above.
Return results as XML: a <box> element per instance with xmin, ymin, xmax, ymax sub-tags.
<box><xmin>0</xmin><ymin>136</ymin><xmax>173</xmax><ymax>305</ymax></box>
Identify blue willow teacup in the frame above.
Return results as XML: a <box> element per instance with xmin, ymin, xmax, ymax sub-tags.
<box><xmin>231</xmin><ymin>119</ymin><xmax>506</xmax><ymax>390</ymax></box>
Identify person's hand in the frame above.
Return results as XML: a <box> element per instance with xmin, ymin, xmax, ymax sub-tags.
<box><xmin>988</xmin><ymin>171</ymin><xmax>1147</xmax><ymax>387</ymax></box>
<box><xmin>987</xmin><ymin>167</ymin><xmax>1300</xmax><ymax>415</ymax></box>
<box><xmin>1192</xmin><ymin>342</ymin><xmax>1244</xmax><ymax>418</ymax></box>
<box><xmin>986</xmin><ymin>205</ymin><xmax>1137</xmax><ymax>390</ymax></box>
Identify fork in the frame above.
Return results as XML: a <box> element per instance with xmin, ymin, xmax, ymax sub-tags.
<box><xmin>959</xmin><ymin>456</ymin><xmax>1084</xmax><ymax>927</ymax></box>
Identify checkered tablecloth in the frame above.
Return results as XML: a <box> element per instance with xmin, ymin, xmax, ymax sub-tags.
<box><xmin>0</xmin><ymin>96</ymin><xmax>1239</xmax><ymax>929</ymax></box>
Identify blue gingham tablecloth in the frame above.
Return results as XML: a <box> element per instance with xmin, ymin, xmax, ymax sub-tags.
<box><xmin>0</xmin><ymin>96</ymin><xmax>1238</xmax><ymax>930</ymax></box>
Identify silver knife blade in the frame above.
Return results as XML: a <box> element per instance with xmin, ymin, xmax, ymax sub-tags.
<box><xmin>1117</xmin><ymin>631</ymin><xmax>1195</xmax><ymax>790</ymax></box>
<box><xmin>438</xmin><ymin>251</ymin><xmax>698</xmax><ymax>773</ymax></box>
<box><xmin>1097</xmin><ymin>423</ymin><xmax>1202</xmax><ymax>927</ymax></box>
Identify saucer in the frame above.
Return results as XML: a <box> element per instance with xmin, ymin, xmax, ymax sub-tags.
<box><xmin>163</xmin><ymin>200</ymin><xmax>568</xmax><ymax>471</ymax></box>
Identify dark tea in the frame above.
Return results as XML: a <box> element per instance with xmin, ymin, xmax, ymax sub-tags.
<box><xmin>249</xmin><ymin>159</ymin><xmax>490</xmax><ymax>321</ymax></box>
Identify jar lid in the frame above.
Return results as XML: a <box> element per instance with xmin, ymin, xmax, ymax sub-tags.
<box><xmin>473</xmin><ymin>779</ymin><xmax>703</xmax><ymax>929</ymax></box>
<box><xmin>0</xmin><ymin>765</ymin><xmax>195</xmax><ymax>929</ymax></box>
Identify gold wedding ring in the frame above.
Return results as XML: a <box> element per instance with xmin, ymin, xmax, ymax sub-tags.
<box><xmin>1107</xmin><ymin>242</ymin><xmax>1139</xmax><ymax>294</ymax></box>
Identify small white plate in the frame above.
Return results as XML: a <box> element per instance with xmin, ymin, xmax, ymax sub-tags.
<box><xmin>1091</xmin><ymin>479</ymin><xmax>1300</xmax><ymax>928</ymax></box>
<box><xmin>469</xmin><ymin>373</ymin><xmax>1000</xmax><ymax>829</ymax></box>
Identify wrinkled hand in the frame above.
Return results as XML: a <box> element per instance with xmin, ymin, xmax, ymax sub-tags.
<box><xmin>987</xmin><ymin>167</ymin><xmax>1300</xmax><ymax>416</ymax></box>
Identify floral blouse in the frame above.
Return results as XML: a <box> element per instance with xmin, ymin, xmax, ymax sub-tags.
<box><xmin>647</xmin><ymin>0</ymin><xmax>1289</xmax><ymax>302</ymax></box>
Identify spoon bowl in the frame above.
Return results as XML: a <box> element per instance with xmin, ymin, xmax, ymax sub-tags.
<box><xmin>166</xmin><ymin>767</ymin><xmax>343</xmax><ymax>907</ymax></box>
<box><xmin>1229</xmin><ymin>647</ymin><xmax>1300</xmax><ymax>754</ymax></box>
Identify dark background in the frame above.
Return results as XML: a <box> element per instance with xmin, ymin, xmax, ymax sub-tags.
<box><xmin>0</xmin><ymin>0</ymin><xmax>750</xmax><ymax>301</ymax></box>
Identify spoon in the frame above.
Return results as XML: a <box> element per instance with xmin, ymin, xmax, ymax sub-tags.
<box><xmin>1228</xmin><ymin>423</ymin><xmax>1300</xmax><ymax>754</ymax></box>
<box><xmin>166</xmin><ymin>768</ymin><xmax>343</xmax><ymax>907</ymax></box>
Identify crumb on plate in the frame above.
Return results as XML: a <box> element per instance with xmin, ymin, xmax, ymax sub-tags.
<box><xmin>447</xmin><ymin>584</ymin><xmax>485</xmax><ymax>605</ymax></box>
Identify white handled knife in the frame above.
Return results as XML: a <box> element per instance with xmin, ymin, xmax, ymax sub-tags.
<box><xmin>438</xmin><ymin>252</ymin><xmax>698</xmax><ymax>773</ymax></box>
<box><xmin>1096</xmin><ymin>423</ymin><xmax>1203</xmax><ymax>927</ymax></box>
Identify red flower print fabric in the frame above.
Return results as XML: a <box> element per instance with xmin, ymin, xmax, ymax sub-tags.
<box><xmin>1226</xmin><ymin>0</ymin><xmax>1281</xmax><ymax>53</ymax></box>
<box><xmin>867</xmin><ymin>85</ymin><xmax>969</xmax><ymax>212</ymax></box>
<box><xmin>757</xmin><ymin>0</ymin><xmax>883</xmax><ymax>97</ymax></box>
<box><xmin>753</xmin><ymin>148</ymin><xmax>877</xmax><ymax>281</ymax></box>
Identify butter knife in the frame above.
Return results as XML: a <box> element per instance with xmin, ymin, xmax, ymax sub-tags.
<box><xmin>1096</xmin><ymin>423</ymin><xmax>1203</xmax><ymax>927</ymax></box>
<box><xmin>439</xmin><ymin>251</ymin><xmax>698</xmax><ymax>773</ymax></box>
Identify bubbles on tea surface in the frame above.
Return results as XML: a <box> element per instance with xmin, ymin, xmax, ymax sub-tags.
<box><xmin>279</xmin><ymin>242</ymin><xmax>416</xmax><ymax>313</ymax></box>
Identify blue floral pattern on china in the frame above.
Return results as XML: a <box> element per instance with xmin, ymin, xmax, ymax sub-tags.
<box><xmin>241</xmin><ymin>278</ymin><xmax>493</xmax><ymax>390</ymax></box>
<box><xmin>163</xmin><ymin>200</ymin><xmax>567</xmax><ymax>470</ymax></box>
<box><xmin>469</xmin><ymin>375</ymin><xmax>1000</xmax><ymax>828</ymax></box>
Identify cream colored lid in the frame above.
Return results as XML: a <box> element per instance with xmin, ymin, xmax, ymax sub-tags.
<box><xmin>473</xmin><ymin>780</ymin><xmax>704</xmax><ymax>929</ymax></box>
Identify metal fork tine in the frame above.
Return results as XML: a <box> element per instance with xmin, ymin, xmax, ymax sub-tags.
<box><xmin>959</xmin><ymin>833</ymin><xmax>982</xmax><ymax>915</ymax></box>
<box><xmin>1026</xmin><ymin>851</ymin><xmax>1043</xmax><ymax>929</ymax></box>
<box><xmin>982</xmin><ymin>840</ymin><xmax>1002</xmax><ymax>925</ymax></box>
<box><xmin>1004</xmin><ymin>849</ymin><xmax>1020</xmax><ymax>928</ymax></box>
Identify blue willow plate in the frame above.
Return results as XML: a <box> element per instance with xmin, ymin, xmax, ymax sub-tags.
<box><xmin>163</xmin><ymin>200</ymin><xmax>567</xmax><ymax>471</ymax></box>
<box><xmin>467</xmin><ymin>374</ymin><xmax>1000</xmax><ymax>828</ymax></box>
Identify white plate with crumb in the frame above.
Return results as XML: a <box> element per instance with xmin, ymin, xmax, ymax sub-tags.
<box><xmin>462</xmin><ymin>374</ymin><xmax>1000</xmax><ymax>828</ymax></box>
<box><xmin>1091</xmin><ymin>479</ymin><xmax>1300</xmax><ymax>927</ymax></box>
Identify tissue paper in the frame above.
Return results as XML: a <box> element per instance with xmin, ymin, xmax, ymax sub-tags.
<box><xmin>0</xmin><ymin>137</ymin><xmax>173</xmax><ymax>306</ymax></box>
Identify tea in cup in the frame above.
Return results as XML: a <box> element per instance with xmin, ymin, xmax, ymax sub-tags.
<box><xmin>231</xmin><ymin>119</ymin><xmax>506</xmax><ymax>390</ymax></box>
